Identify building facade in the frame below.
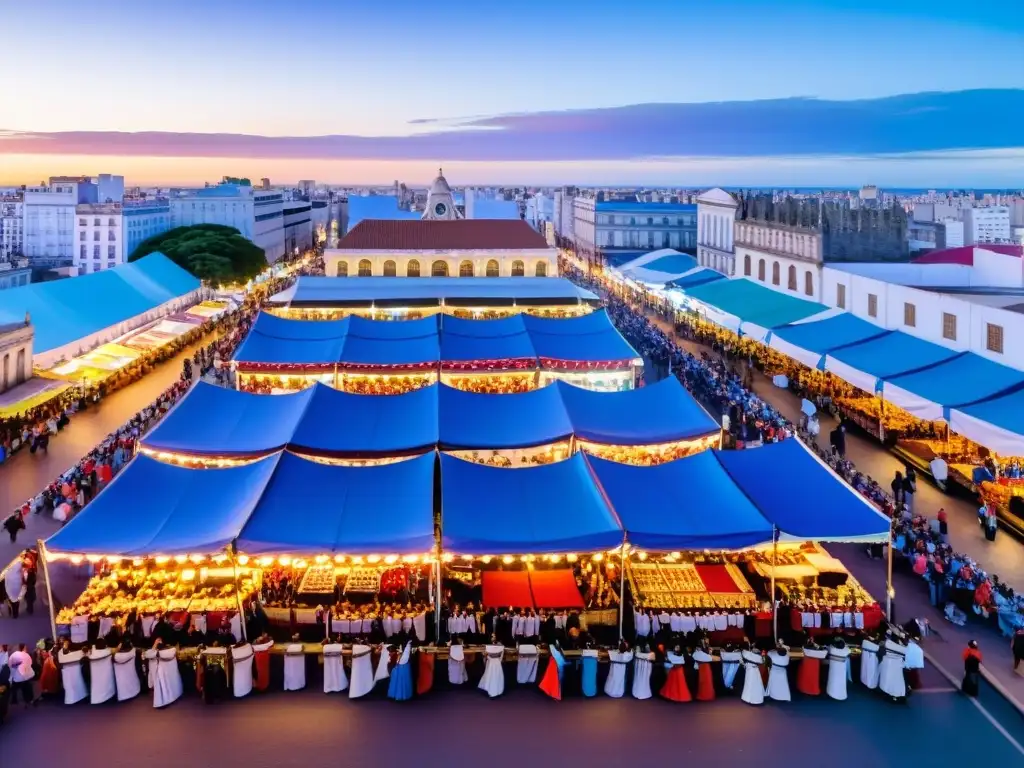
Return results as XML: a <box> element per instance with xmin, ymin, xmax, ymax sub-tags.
<box><xmin>734</xmin><ymin>219</ymin><xmax>823</xmax><ymax>300</ymax></box>
<box><xmin>0</xmin><ymin>198</ymin><xmax>23</xmax><ymax>259</ymax></box>
<box><xmin>0</xmin><ymin>318</ymin><xmax>32</xmax><ymax>394</ymax></box>
<box><xmin>74</xmin><ymin>203</ymin><xmax>124</xmax><ymax>274</ymax></box>
<box><xmin>123</xmin><ymin>199</ymin><xmax>172</xmax><ymax>258</ymax></box>
<box><xmin>695</xmin><ymin>188</ymin><xmax>738</xmax><ymax>275</ymax></box>
<box><xmin>170</xmin><ymin>183</ymin><xmax>285</xmax><ymax>262</ymax></box>
<box><xmin>573</xmin><ymin>198</ymin><xmax>697</xmax><ymax>267</ymax></box>
<box><xmin>963</xmin><ymin>206</ymin><xmax>1011</xmax><ymax>245</ymax></box>
<box><xmin>283</xmin><ymin>201</ymin><xmax>313</xmax><ymax>257</ymax></box>
<box><xmin>0</xmin><ymin>260</ymin><xmax>31</xmax><ymax>290</ymax></box>
<box><xmin>23</xmin><ymin>181</ymin><xmax>96</xmax><ymax>266</ymax></box>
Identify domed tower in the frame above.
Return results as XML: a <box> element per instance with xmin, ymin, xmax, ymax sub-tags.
<box><xmin>422</xmin><ymin>168</ymin><xmax>461</xmax><ymax>220</ymax></box>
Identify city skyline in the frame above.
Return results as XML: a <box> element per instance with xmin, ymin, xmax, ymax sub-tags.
<box><xmin>3</xmin><ymin>0</ymin><xmax>1023</xmax><ymax>185</ymax></box>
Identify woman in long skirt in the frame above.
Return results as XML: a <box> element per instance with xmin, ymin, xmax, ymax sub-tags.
<box><xmin>388</xmin><ymin>642</ymin><xmax>414</xmax><ymax>701</ymax></box>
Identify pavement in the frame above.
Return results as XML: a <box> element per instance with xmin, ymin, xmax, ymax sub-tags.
<box><xmin>2</xmin><ymin>679</ymin><xmax>1022</xmax><ymax>768</ymax></box>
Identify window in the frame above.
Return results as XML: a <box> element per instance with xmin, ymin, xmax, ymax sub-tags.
<box><xmin>381</xmin><ymin>260</ymin><xmax>396</xmax><ymax>277</ymax></box>
<box><xmin>804</xmin><ymin>271</ymin><xmax>813</xmax><ymax>297</ymax></box>
<box><xmin>93</xmin><ymin>231</ymin><xmax>100</xmax><ymax>241</ymax></box>
<box><xmin>406</xmin><ymin>260</ymin><xmax>420</xmax><ymax>277</ymax></box>
<box><xmin>536</xmin><ymin>261</ymin><xmax>548</xmax><ymax>277</ymax></box>
<box><xmin>357</xmin><ymin>259</ymin><xmax>372</xmax><ymax>276</ymax></box>
<box><xmin>108</xmin><ymin>231</ymin><xmax>116</xmax><ymax>241</ymax></box>
<box><xmin>987</xmin><ymin>323</ymin><xmax>1004</xmax><ymax>354</ymax></box>
<box><xmin>485</xmin><ymin>260</ymin><xmax>500</xmax><ymax>277</ymax></box>
<box><xmin>79</xmin><ymin>231</ymin><xmax>85</xmax><ymax>241</ymax></box>
<box><xmin>459</xmin><ymin>260</ymin><xmax>474</xmax><ymax>277</ymax></box>
<box><xmin>787</xmin><ymin>265</ymin><xmax>797</xmax><ymax>291</ymax></box>
<box><xmin>662</xmin><ymin>217</ymin><xmax>669</xmax><ymax>226</ymax></box>
<box><xmin>743</xmin><ymin>255</ymin><xmax>751</xmax><ymax>276</ymax></box>
<box><xmin>108</xmin><ymin>218</ymin><xmax>115</xmax><ymax>226</ymax></box>
<box><xmin>431</xmin><ymin>260</ymin><xmax>448</xmax><ymax>277</ymax></box>
<box><xmin>867</xmin><ymin>293</ymin><xmax>878</xmax><ymax>318</ymax></box>
<box><xmin>93</xmin><ymin>245</ymin><xmax>100</xmax><ymax>258</ymax></box>
<box><xmin>93</xmin><ymin>218</ymin><xmax>100</xmax><ymax>226</ymax></box>
<box><xmin>511</xmin><ymin>260</ymin><xmax>525</xmax><ymax>277</ymax></box>
<box><xmin>771</xmin><ymin>262</ymin><xmax>780</xmax><ymax>286</ymax></box>
<box><xmin>757</xmin><ymin>259</ymin><xmax>766</xmax><ymax>281</ymax></box>
<box><xmin>904</xmin><ymin>302</ymin><xmax>916</xmax><ymax>327</ymax></box>
<box><xmin>78</xmin><ymin>218</ymin><xmax>86</xmax><ymax>226</ymax></box>
<box><xmin>80</xmin><ymin>245</ymin><xmax>86</xmax><ymax>258</ymax></box>
<box><xmin>107</xmin><ymin>245</ymin><xmax>115</xmax><ymax>258</ymax></box>
<box><xmin>647</xmin><ymin>217</ymin><xmax>654</xmax><ymax>226</ymax></box>
<box><xmin>336</xmin><ymin>261</ymin><xmax>348</xmax><ymax>277</ymax></box>
<box><xmin>836</xmin><ymin>284</ymin><xmax>846</xmax><ymax>309</ymax></box>
<box><xmin>942</xmin><ymin>312</ymin><xmax>957</xmax><ymax>341</ymax></box>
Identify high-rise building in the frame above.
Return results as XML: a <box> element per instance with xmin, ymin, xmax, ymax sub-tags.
<box><xmin>963</xmin><ymin>206</ymin><xmax>1011</xmax><ymax>245</ymax></box>
<box><xmin>74</xmin><ymin>203</ymin><xmax>124</xmax><ymax>273</ymax></box>
<box><xmin>170</xmin><ymin>183</ymin><xmax>284</xmax><ymax>262</ymax></box>
<box><xmin>123</xmin><ymin>198</ymin><xmax>172</xmax><ymax>259</ymax></box>
<box><xmin>23</xmin><ymin>180</ymin><xmax>96</xmax><ymax>266</ymax></box>
<box><xmin>0</xmin><ymin>197</ymin><xmax>24</xmax><ymax>259</ymax></box>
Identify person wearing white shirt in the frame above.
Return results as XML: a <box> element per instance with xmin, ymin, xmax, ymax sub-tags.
<box><xmin>7</xmin><ymin>644</ymin><xmax>35</xmax><ymax>706</ymax></box>
<box><xmin>877</xmin><ymin>634</ymin><xmax>908</xmax><ymax>702</ymax></box>
<box><xmin>322</xmin><ymin>640</ymin><xmax>348</xmax><ymax>694</ymax></box>
<box><xmin>903</xmin><ymin>635</ymin><xmax>924</xmax><ymax>692</ymax></box>
<box><xmin>58</xmin><ymin>642</ymin><xmax>88</xmax><ymax>705</ymax></box>
<box><xmin>283</xmin><ymin>638</ymin><xmax>306</xmax><ymax>691</ymax></box>
<box><xmin>740</xmin><ymin>646</ymin><xmax>765</xmax><ymax>705</ymax></box>
<box><xmin>720</xmin><ymin>644</ymin><xmax>742</xmax><ymax>690</ymax></box>
<box><xmin>766</xmin><ymin>643</ymin><xmax>791</xmax><ymax>702</ymax></box>
<box><xmin>152</xmin><ymin>642</ymin><xmax>183</xmax><ymax>708</ymax></box>
<box><xmin>632</xmin><ymin>645</ymin><xmax>655</xmax><ymax>700</ymax></box>
<box><xmin>373</xmin><ymin>644</ymin><xmax>391</xmax><ymax>684</ymax></box>
<box><xmin>826</xmin><ymin>638</ymin><xmax>851</xmax><ymax>701</ymax></box>
<box><xmin>860</xmin><ymin>636</ymin><xmax>881</xmax><ymax>689</ymax></box>
<box><xmin>516</xmin><ymin>644</ymin><xmax>539</xmax><ymax>684</ymax></box>
<box><xmin>349</xmin><ymin>644</ymin><xmax>375</xmax><ymax>699</ymax></box>
<box><xmin>604</xmin><ymin>645</ymin><xmax>632</xmax><ymax>698</ymax></box>
<box><xmin>448</xmin><ymin>641</ymin><xmax>468</xmax><ymax>685</ymax></box>
<box><xmin>87</xmin><ymin>642</ymin><xmax>116</xmax><ymax>705</ymax></box>
<box><xmin>231</xmin><ymin>641</ymin><xmax>255</xmax><ymax>698</ymax></box>
<box><xmin>113</xmin><ymin>642</ymin><xmax>141</xmax><ymax>702</ymax></box>
<box><xmin>479</xmin><ymin>644</ymin><xmax>505</xmax><ymax>698</ymax></box>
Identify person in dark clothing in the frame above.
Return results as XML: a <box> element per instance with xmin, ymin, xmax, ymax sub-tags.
<box><xmin>829</xmin><ymin>424</ymin><xmax>846</xmax><ymax>458</ymax></box>
<box><xmin>891</xmin><ymin>472</ymin><xmax>905</xmax><ymax>504</ymax></box>
<box><xmin>3</xmin><ymin>513</ymin><xmax>25</xmax><ymax>544</ymax></box>
<box><xmin>962</xmin><ymin>640</ymin><xmax>982</xmax><ymax>697</ymax></box>
<box><xmin>24</xmin><ymin>570</ymin><xmax>36</xmax><ymax>615</ymax></box>
<box><xmin>1012</xmin><ymin>627</ymin><xmax>1024</xmax><ymax>673</ymax></box>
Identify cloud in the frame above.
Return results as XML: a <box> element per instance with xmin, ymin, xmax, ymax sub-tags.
<box><xmin>2</xmin><ymin>90</ymin><xmax>1021</xmax><ymax>162</ymax></box>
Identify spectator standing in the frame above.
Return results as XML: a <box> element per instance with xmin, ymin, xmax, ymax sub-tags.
<box><xmin>1012</xmin><ymin>627</ymin><xmax>1024</xmax><ymax>674</ymax></box>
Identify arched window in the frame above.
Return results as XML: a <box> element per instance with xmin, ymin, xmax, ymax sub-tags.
<box><xmin>743</xmin><ymin>255</ymin><xmax>751</xmax><ymax>276</ymax></box>
<box><xmin>511</xmin><ymin>260</ymin><xmax>525</xmax><ymax>277</ymax></box>
<box><xmin>431</xmin><ymin>260</ymin><xmax>448</xmax><ymax>277</ymax></box>
<box><xmin>358</xmin><ymin>259</ymin><xmax>372</xmax><ymax>277</ymax></box>
<box><xmin>459</xmin><ymin>260</ymin><xmax>474</xmax><ymax>277</ymax></box>
<box><xmin>535</xmin><ymin>261</ymin><xmax>548</xmax><ymax>277</ymax></box>
<box><xmin>805</xmin><ymin>270</ymin><xmax>814</xmax><ymax>296</ymax></box>
<box><xmin>407</xmin><ymin>260</ymin><xmax>420</xmax><ymax>277</ymax></box>
<box><xmin>772</xmin><ymin>262</ymin><xmax>780</xmax><ymax>286</ymax></box>
<box><xmin>336</xmin><ymin>261</ymin><xmax>348</xmax><ymax>277</ymax></box>
<box><xmin>787</xmin><ymin>265</ymin><xmax>797</xmax><ymax>291</ymax></box>
<box><xmin>382</xmin><ymin>260</ymin><xmax>397</xmax><ymax>277</ymax></box>
<box><xmin>485</xmin><ymin>259</ymin><xmax>500</xmax><ymax>277</ymax></box>
<box><xmin>757</xmin><ymin>259</ymin><xmax>766</xmax><ymax>281</ymax></box>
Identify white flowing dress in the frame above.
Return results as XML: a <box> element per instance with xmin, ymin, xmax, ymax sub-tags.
<box><xmin>113</xmin><ymin>649</ymin><xmax>141</xmax><ymax>702</ymax></box>
<box><xmin>632</xmin><ymin>651</ymin><xmax>655</xmax><ymax>700</ymax></box>
<box><xmin>604</xmin><ymin>649</ymin><xmax>632</xmax><ymax>698</ymax></box>
<box><xmin>860</xmin><ymin>639</ymin><xmax>880</xmax><ymax>689</ymax></box>
<box><xmin>877</xmin><ymin>639</ymin><xmax>907</xmax><ymax>699</ymax></box>
<box><xmin>479</xmin><ymin>644</ymin><xmax>505</xmax><ymax>698</ymax></box>
<box><xmin>720</xmin><ymin>650</ymin><xmax>742</xmax><ymax>689</ymax></box>
<box><xmin>153</xmin><ymin>648</ymin><xmax>183</xmax><ymax>708</ymax></box>
<box><xmin>59</xmin><ymin>648</ymin><xmax>88</xmax><ymax>705</ymax></box>
<box><xmin>88</xmin><ymin>647</ymin><xmax>116</xmax><ymax>704</ymax></box>
<box><xmin>448</xmin><ymin>644</ymin><xmax>468</xmax><ymax>685</ymax></box>
<box><xmin>349</xmin><ymin>644</ymin><xmax>375</xmax><ymax>699</ymax></box>
<box><xmin>322</xmin><ymin>643</ymin><xmax>348</xmax><ymax>693</ymax></box>
<box><xmin>826</xmin><ymin>646</ymin><xmax>850</xmax><ymax>700</ymax></box>
<box><xmin>231</xmin><ymin>643</ymin><xmax>254</xmax><ymax>698</ymax></box>
<box><xmin>766</xmin><ymin>650</ymin><xmax>791</xmax><ymax>702</ymax></box>
<box><xmin>740</xmin><ymin>650</ymin><xmax>765</xmax><ymax>706</ymax></box>
<box><xmin>516</xmin><ymin>644</ymin><xmax>539</xmax><ymax>684</ymax></box>
<box><xmin>283</xmin><ymin>643</ymin><xmax>306</xmax><ymax>691</ymax></box>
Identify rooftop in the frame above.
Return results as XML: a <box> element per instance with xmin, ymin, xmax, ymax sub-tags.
<box><xmin>335</xmin><ymin>219</ymin><xmax>551</xmax><ymax>251</ymax></box>
<box><xmin>596</xmin><ymin>200</ymin><xmax>696</xmax><ymax>213</ymax></box>
<box><xmin>913</xmin><ymin>244</ymin><xmax>1023</xmax><ymax>266</ymax></box>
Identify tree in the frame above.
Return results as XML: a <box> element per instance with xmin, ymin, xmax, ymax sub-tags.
<box><xmin>128</xmin><ymin>224</ymin><xmax>267</xmax><ymax>285</ymax></box>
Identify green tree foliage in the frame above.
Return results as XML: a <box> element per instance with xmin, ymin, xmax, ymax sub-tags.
<box><xmin>128</xmin><ymin>224</ymin><xmax>267</xmax><ymax>285</ymax></box>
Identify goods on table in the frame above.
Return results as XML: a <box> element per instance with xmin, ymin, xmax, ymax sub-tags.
<box><xmin>627</xmin><ymin>562</ymin><xmax>756</xmax><ymax>610</ymax></box>
<box><xmin>298</xmin><ymin>564</ymin><xmax>338</xmax><ymax>594</ymax></box>
<box><xmin>343</xmin><ymin>567</ymin><xmax>382</xmax><ymax>594</ymax></box>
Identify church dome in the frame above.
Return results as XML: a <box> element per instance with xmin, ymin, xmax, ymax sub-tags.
<box><xmin>430</xmin><ymin>168</ymin><xmax>452</xmax><ymax>195</ymax></box>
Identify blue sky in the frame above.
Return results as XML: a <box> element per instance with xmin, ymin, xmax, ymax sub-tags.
<box><xmin>3</xmin><ymin>0</ymin><xmax>1023</xmax><ymax>185</ymax></box>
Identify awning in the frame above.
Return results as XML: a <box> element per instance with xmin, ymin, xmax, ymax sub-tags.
<box><xmin>588</xmin><ymin>452</ymin><xmax>773</xmax><ymax>550</ymax></box>
<box><xmin>881</xmin><ymin>352</ymin><xmax>1024</xmax><ymax>421</ymax></box>
<box><xmin>950</xmin><ymin>390</ymin><xmax>1024</xmax><ymax>457</ymax></box>
<box><xmin>46</xmin><ymin>455</ymin><xmax>280</xmax><ymax>555</ymax></box>
<box><xmin>438</xmin><ymin>315</ymin><xmax>537</xmax><ymax>363</ymax></box>
<box><xmin>560</xmin><ymin>377</ymin><xmax>719</xmax><ymax>445</ymax></box>
<box><xmin>233</xmin><ymin>312</ymin><xmax>347</xmax><ymax>366</ymax></box>
<box><xmin>438</xmin><ymin>384</ymin><xmax>573</xmax><ymax>450</ymax></box>
<box><xmin>481</xmin><ymin>571</ymin><xmax>533</xmax><ymax>609</ymax></box>
<box><xmin>685</xmin><ymin>279</ymin><xmax>829</xmax><ymax>339</ymax></box>
<box><xmin>667</xmin><ymin>268</ymin><xmax>728</xmax><ymax>291</ymax></box>
<box><xmin>236</xmin><ymin>452</ymin><xmax>436</xmax><ymax>555</ymax></box>
<box><xmin>524</xmin><ymin>309</ymin><xmax>637</xmax><ymax>363</ymax></box>
<box><xmin>714</xmin><ymin>440</ymin><xmax>890</xmax><ymax>542</ymax></box>
<box><xmin>440</xmin><ymin>452</ymin><xmax>623</xmax><ymax>554</ymax></box>
<box><xmin>824</xmin><ymin>331</ymin><xmax>960</xmax><ymax>394</ymax></box>
<box><xmin>529</xmin><ymin>569</ymin><xmax>585</xmax><ymax>609</ymax></box>
<box><xmin>769</xmin><ymin>314</ymin><xmax>890</xmax><ymax>371</ymax></box>
<box><xmin>341</xmin><ymin>315</ymin><xmax>440</xmax><ymax>367</ymax></box>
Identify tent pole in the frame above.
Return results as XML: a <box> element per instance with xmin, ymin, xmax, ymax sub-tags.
<box><xmin>37</xmin><ymin>540</ymin><xmax>58</xmax><ymax>642</ymax></box>
<box><xmin>878</xmin><ymin>394</ymin><xmax>886</xmax><ymax>442</ymax></box>
<box><xmin>230</xmin><ymin>549</ymin><xmax>248</xmax><ymax>642</ymax></box>
<box><xmin>434</xmin><ymin>556</ymin><xmax>442</xmax><ymax>642</ymax></box>
<box><xmin>886</xmin><ymin>517</ymin><xmax>895</xmax><ymax>624</ymax></box>
<box><xmin>618</xmin><ymin>540</ymin><xmax>627</xmax><ymax>641</ymax></box>
<box><xmin>771</xmin><ymin>527</ymin><xmax>778</xmax><ymax>644</ymax></box>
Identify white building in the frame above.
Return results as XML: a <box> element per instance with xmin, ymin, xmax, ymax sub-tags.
<box><xmin>283</xmin><ymin>200</ymin><xmax>313</xmax><ymax>257</ymax></box>
<box><xmin>123</xmin><ymin>199</ymin><xmax>172</xmax><ymax>259</ymax></box>
<box><xmin>695</xmin><ymin>188</ymin><xmax>738</xmax><ymax>275</ymax></box>
<box><xmin>525</xmin><ymin>193</ymin><xmax>554</xmax><ymax>232</ymax></box>
<box><xmin>733</xmin><ymin>217</ymin><xmax>823</xmax><ymax>301</ymax></box>
<box><xmin>23</xmin><ymin>181</ymin><xmax>96</xmax><ymax>266</ymax></box>
<box><xmin>95</xmin><ymin>173</ymin><xmax>125</xmax><ymax>204</ymax></box>
<box><xmin>74</xmin><ymin>203</ymin><xmax>124</xmax><ymax>273</ymax></box>
<box><xmin>170</xmin><ymin>183</ymin><xmax>285</xmax><ymax>262</ymax></box>
<box><xmin>822</xmin><ymin>245</ymin><xmax>1024</xmax><ymax>370</ymax></box>
<box><xmin>963</xmin><ymin>206</ymin><xmax>1011</xmax><ymax>245</ymax></box>
<box><xmin>942</xmin><ymin>219</ymin><xmax>965</xmax><ymax>248</ymax></box>
<box><xmin>0</xmin><ymin>198</ymin><xmax>23</xmax><ymax>259</ymax></box>
<box><xmin>553</xmin><ymin>187</ymin><xmax>576</xmax><ymax>244</ymax></box>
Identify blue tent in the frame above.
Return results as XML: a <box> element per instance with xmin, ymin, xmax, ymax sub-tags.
<box><xmin>525</xmin><ymin>309</ymin><xmax>638</xmax><ymax>363</ymax></box>
<box><xmin>560</xmin><ymin>377</ymin><xmax>719</xmax><ymax>444</ymax></box>
<box><xmin>769</xmin><ymin>314</ymin><xmax>890</xmax><ymax>370</ymax></box>
<box><xmin>440</xmin><ymin>453</ymin><xmax>623</xmax><ymax>554</ymax></box>
<box><xmin>46</xmin><ymin>455</ymin><xmax>279</xmax><ymax>555</ymax></box>
<box><xmin>667</xmin><ymin>268</ymin><xmax>727</xmax><ymax>291</ymax></box>
<box><xmin>438</xmin><ymin>385</ymin><xmax>573</xmax><ymax>449</ymax></box>
<box><xmin>824</xmin><ymin>331</ymin><xmax>960</xmax><ymax>394</ymax></box>
<box><xmin>340</xmin><ymin>315</ymin><xmax>441</xmax><ymax>366</ymax></box>
<box><xmin>881</xmin><ymin>352</ymin><xmax>1024</xmax><ymax>421</ymax></box>
<box><xmin>587</xmin><ymin>452</ymin><xmax>774</xmax><ymax>550</ymax></box>
<box><xmin>233</xmin><ymin>312</ymin><xmax>347</xmax><ymax>365</ymax></box>
<box><xmin>686</xmin><ymin>279</ymin><xmax>828</xmax><ymax>333</ymax></box>
<box><xmin>950</xmin><ymin>389</ymin><xmax>1024</xmax><ymax>458</ymax></box>
<box><xmin>438</xmin><ymin>315</ymin><xmax>537</xmax><ymax>363</ymax></box>
<box><xmin>143</xmin><ymin>383</ymin><xmax>313</xmax><ymax>455</ymax></box>
<box><xmin>236</xmin><ymin>453</ymin><xmax>436</xmax><ymax>555</ymax></box>
<box><xmin>715</xmin><ymin>440</ymin><xmax>890</xmax><ymax>541</ymax></box>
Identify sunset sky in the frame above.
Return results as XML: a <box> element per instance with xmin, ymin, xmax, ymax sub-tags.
<box><xmin>3</xmin><ymin>0</ymin><xmax>1022</xmax><ymax>186</ymax></box>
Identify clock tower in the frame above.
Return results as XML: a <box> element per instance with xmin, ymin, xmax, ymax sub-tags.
<box><xmin>422</xmin><ymin>168</ymin><xmax>461</xmax><ymax>220</ymax></box>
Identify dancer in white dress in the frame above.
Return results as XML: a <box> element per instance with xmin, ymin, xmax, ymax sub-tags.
<box><xmin>87</xmin><ymin>643</ymin><xmax>116</xmax><ymax>704</ymax></box>
<box><xmin>58</xmin><ymin>643</ymin><xmax>88</xmax><ymax>705</ymax></box>
<box><xmin>860</xmin><ymin>635</ymin><xmax>881</xmax><ymax>689</ymax></box>
<box><xmin>231</xmin><ymin>641</ymin><xmax>255</xmax><ymax>698</ymax></box>
<box><xmin>766</xmin><ymin>643</ymin><xmax>791</xmax><ymax>702</ymax></box>
<box><xmin>143</xmin><ymin>646</ymin><xmax>158</xmax><ymax>690</ymax></box>
<box><xmin>740</xmin><ymin>646</ymin><xmax>765</xmax><ymax>705</ymax></box>
<box><xmin>153</xmin><ymin>643</ymin><xmax>183</xmax><ymax>708</ymax></box>
<box><xmin>631</xmin><ymin>645</ymin><xmax>655</xmax><ymax>700</ymax></box>
<box><xmin>877</xmin><ymin>633</ymin><xmax>908</xmax><ymax>701</ymax></box>
<box><xmin>516</xmin><ymin>644</ymin><xmax>539</xmax><ymax>684</ymax></box>
<box><xmin>374</xmin><ymin>644</ymin><xmax>392</xmax><ymax>684</ymax></box>
<box><xmin>604</xmin><ymin>645</ymin><xmax>632</xmax><ymax>698</ymax></box>
<box><xmin>448</xmin><ymin>642</ymin><xmax>468</xmax><ymax>685</ymax></box>
<box><xmin>349</xmin><ymin>643</ymin><xmax>375</xmax><ymax>699</ymax></box>
<box><xmin>113</xmin><ymin>644</ymin><xmax>141</xmax><ymax>702</ymax></box>
<box><xmin>720</xmin><ymin>644</ymin><xmax>742</xmax><ymax>690</ymax></box>
<box><xmin>826</xmin><ymin>638</ymin><xmax>851</xmax><ymax>701</ymax></box>
<box><xmin>322</xmin><ymin>640</ymin><xmax>348</xmax><ymax>693</ymax></box>
<box><xmin>478</xmin><ymin>643</ymin><xmax>505</xmax><ymax>698</ymax></box>
<box><xmin>283</xmin><ymin>639</ymin><xmax>306</xmax><ymax>691</ymax></box>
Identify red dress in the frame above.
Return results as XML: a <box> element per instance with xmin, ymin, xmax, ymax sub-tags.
<box><xmin>695</xmin><ymin>656</ymin><xmax>715</xmax><ymax>701</ymax></box>
<box><xmin>416</xmin><ymin>650</ymin><xmax>434</xmax><ymax>695</ymax></box>
<box><xmin>660</xmin><ymin>657</ymin><xmax>692</xmax><ymax>702</ymax></box>
<box><xmin>538</xmin><ymin>657</ymin><xmax>562</xmax><ymax>701</ymax></box>
<box><xmin>39</xmin><ymin>653</ymin><xmax>60</xmax><ymax>696</ymax></box>
<box><xmin>796</xmin><ymin>650</ymin><xmax>823</xmax><ymax>696</ymax></box>
<box><xmin>253</xmin><ymin>642</ymin><xmax>272</xmax><ymax>691</ymax></box>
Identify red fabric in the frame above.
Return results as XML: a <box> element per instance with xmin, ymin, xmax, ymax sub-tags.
<box><xmin>538</xmin><ymin>658</ymin><xmax>562</xmax><ymax>700</ymax></box>
<box><xmin>660</xmin><ymin>666</ymin><xmax>692</xmax><ymax>702</ymax></box>
<box><xmin>529</xmin><ymin>569</ymin><xmax>584</xmax><ymax>609</ymax></box>
<box><xmin>759</xmin><ymin>664</ymin><xmax>769</xmax><ymax>686</ymax></box>
<box><xmin>195</xmin><ymin>662</ymin><xmax>205</xmax><ymax>693</ymax></box>
<box><xmin>416</xmin><ymin>652</ymin><xmax>434</xmax><ymax>696</ymax></box>
<box><xmin>696</xmin><ymin>663</ymin><xmax>715</xmax><ymax>701</ymax></box>
<box><xmin>253</xmin><ymin>649</ymin><xmax>271</xmax><ymax>691</ymax></box>
<box><xmin>482</xmin><ymin>571</ymin><xmax>534</xmax><ymax>609</ymax></box>
<box><xmin>39</xmin><ymin>654</ymin><xmax>59</xmax><ymax>695</ymax></box>
<box><xmin>796</xmin><ymin>657</ymin><xmax>821</xmax><ymax>696</ymax></box>
<box><xmin>905</xmin><ymin>668</ymin><xmax>922</xmax><ymax>690</ymax></box>
<box><xmin>693</xmin><ymin>564</ymin><xmax>740</xmax><ymax>594</ymax></box>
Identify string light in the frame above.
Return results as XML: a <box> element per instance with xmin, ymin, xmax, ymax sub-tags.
<box><xmin>502</xmin><ymin>555</ymin><xmax>514</xmax><ymax>565</ymax></box>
